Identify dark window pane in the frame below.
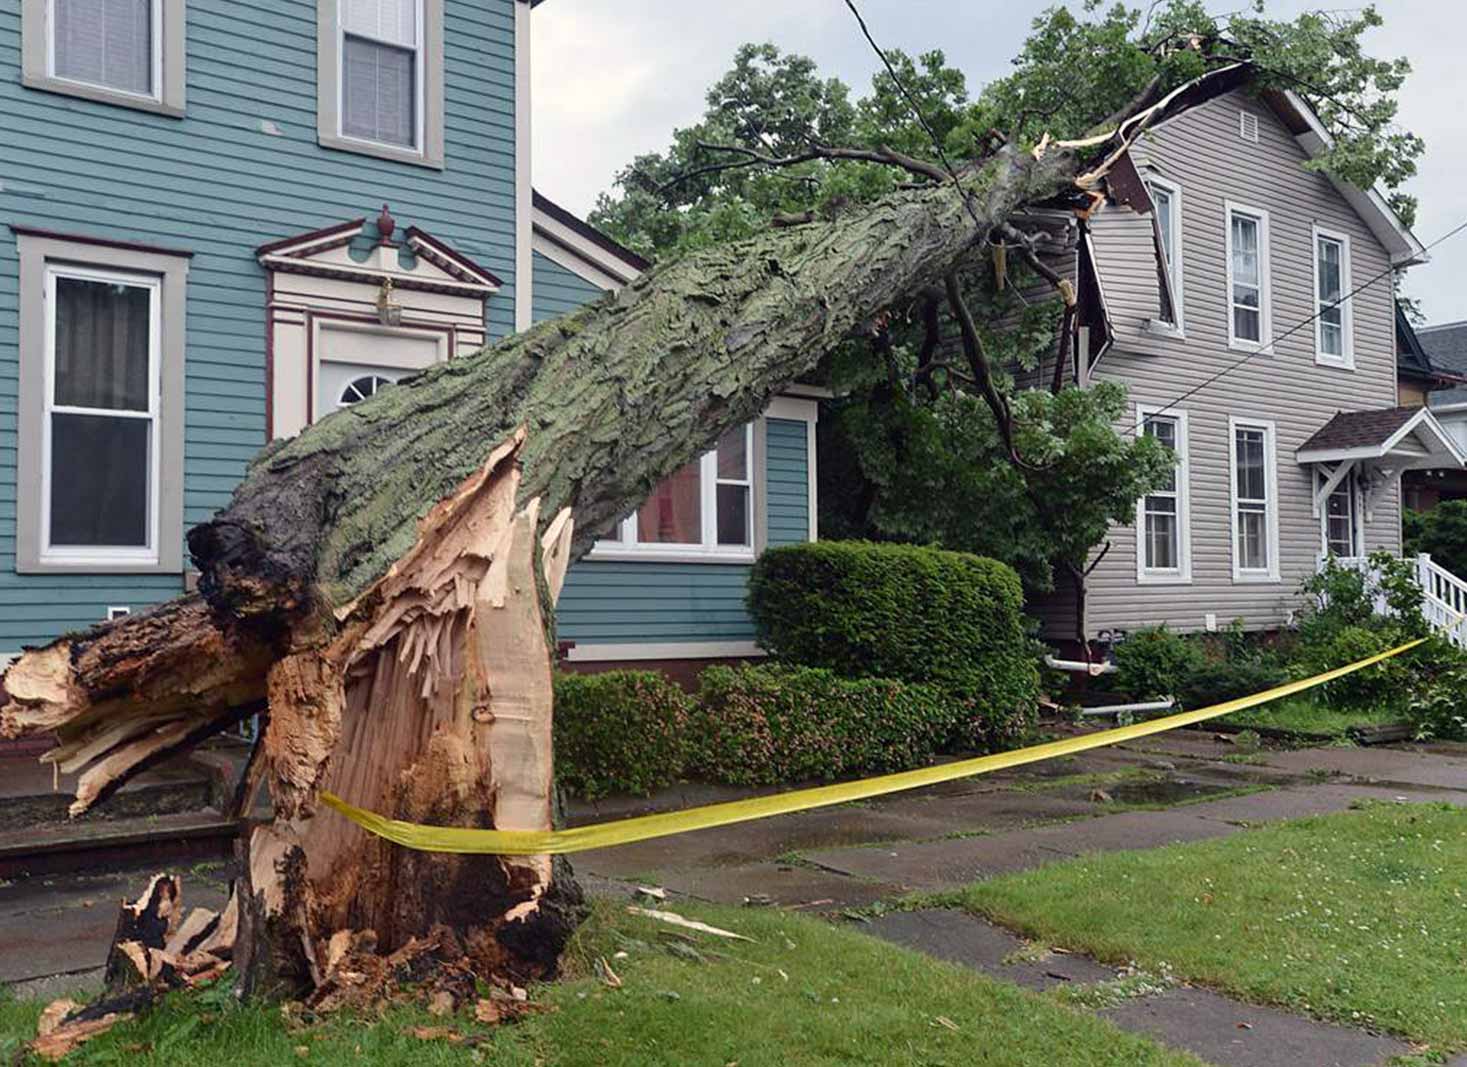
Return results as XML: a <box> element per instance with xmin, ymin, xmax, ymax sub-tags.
<box><xmin>637</xmin><ymin>459</ymin><xmax>701</xmax><ymax>544</ymax></box>
<box><xmin>50</xmin><ymin>413</ymin><xmax>149</xmax><ymax>548</ymax></box>
<box><xmin>54</xmin><ymin>276</ymin><xmax>151</xmax><ymax>411</ymax></box>
<box><xmin>343</xmin><ymin>35</ymin><xmax>416</xmax><ymax>148</ymax></box>
<box><xmin>716</xmin><ymin>483</ymin><xmax>750</xmax><ymax>546</ymax></box>
<box><xmin>716</xmin><ymin>425</ymin><xmax>747</xmax><ymax>480</ymax></box>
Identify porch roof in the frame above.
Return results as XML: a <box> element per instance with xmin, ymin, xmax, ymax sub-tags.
<box><xmin>1296</xmin><ymin>405</ymin><xmax>1467</xmax><ymax>469</ymax></box>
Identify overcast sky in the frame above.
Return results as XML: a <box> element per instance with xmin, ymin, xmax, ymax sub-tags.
<box><xmin>531</xmin><ymin>0</ymin><xmax>1463</xmax><ymax>326</ymax></box>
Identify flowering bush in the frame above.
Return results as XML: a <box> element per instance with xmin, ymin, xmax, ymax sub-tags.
<box><xmin>553</xmin><ymin>670</ymin><xmax>692</xmax><ymax>799</ymax></box>
<box><xmin>690</xmin><ymin>665</ymin><xmax>967</xmax><ymax>786</ymax></box>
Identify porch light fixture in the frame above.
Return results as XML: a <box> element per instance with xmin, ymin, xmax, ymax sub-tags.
<box><xmin>376</xmin><ymin>276</ymin><xmax>402</xmax><ymax>326</ymax></box>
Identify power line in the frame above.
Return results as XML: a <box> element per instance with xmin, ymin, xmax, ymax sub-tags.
<box><xmin>840</xmin><ymin>0</ymin><xmax>984</xmax><ymax>231</ymax></box>
<box><xmin>1125</xmin><ymin>215</ymin><xmax>1467</xmax><ymax>435</ymax></box>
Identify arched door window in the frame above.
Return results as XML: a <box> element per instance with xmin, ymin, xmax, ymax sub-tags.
<box><xmin>337</xmin><ymin>374</ymin><xmax>396</xmax><ymax>408</ymax></box>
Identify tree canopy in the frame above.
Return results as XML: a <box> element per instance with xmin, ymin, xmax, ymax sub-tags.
<box><xmin>587</xmin><ymin>2</ymin><xmax>1422</xmax><ymax>595</ymax></box>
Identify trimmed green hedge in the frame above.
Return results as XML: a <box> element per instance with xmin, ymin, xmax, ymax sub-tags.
<box><xmin>553</xmin><ymin>670</ymin><xmax>692</xmax><ymax>799</ymax></box>
<box><xmin>691</xmin><ymin>665</ymin><xmax>962</xmax><ymax>786</ymax></box>
<box><xmin>747</xmin><ymin>541</ymin><xmax>1040</xmax><ymax>724</ymax></box>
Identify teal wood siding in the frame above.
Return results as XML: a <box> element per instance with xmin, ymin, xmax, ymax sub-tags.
<box><xmin>531</xmin><ymin>251</ymin><xmax>606</xmax><ymax>323</ymax></box>
<box><xmin>558</xmin><ymin>417</ymin><xmax>812</xmax><ymax>649</ymax></box>
<box><xmin>0</xmin><ymin>0</ymin><xmax>521</xmax><ymax>650</ymax></box>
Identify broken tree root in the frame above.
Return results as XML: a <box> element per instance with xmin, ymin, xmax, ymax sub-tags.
<box><xmin>30</xmin><ymin>873</ymin><xmax>239</xmax><ymax>1061</ymax></box>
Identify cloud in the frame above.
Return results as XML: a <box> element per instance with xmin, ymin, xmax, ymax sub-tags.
<box><xmin>532</xmin><ymin>0</ymin><xmax>1462</xmax><ymax>323</ymax></box>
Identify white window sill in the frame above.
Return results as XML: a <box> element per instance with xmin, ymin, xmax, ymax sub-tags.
<box><xmin>1314</xmin><ymin>354</ymin><xmax>1355</xmax><ymax>371</ymax></box>
<box><xmin>1228</xmin><ymin>338</ymin><xmax>1271</xmax><ymax>355</ymax></box>
<box><xmin>22</xmin><ymin>73</ymin><xmax>183</xmax><ymax>117</ymax></box>
<box><xmin>1141</xmin><ymin>320</ymin><xmax>1185</xmax><ymax>340</ymax></box>
<box><xmin>318</xmin><ymin>132</ymin><xmax>444</xmax><ymax>170</ymax></box>
<box><xmin>586</xmin><ymin>547</ymin><xmax>757</xmax><ymax>566</ymax></box>
<box><xmin>1137</xmin><ymin>572</ymin><xmax>1192</xmax><ymax>586</ymax></box>
<box><xmin>1232</xmin><ymin>570</ymin><xmax>1281</xmax><ymax>584</ymax></box>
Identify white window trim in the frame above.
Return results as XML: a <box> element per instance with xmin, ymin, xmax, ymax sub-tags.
<box><xmin>15</xmin><ymin>231</ymin><xmax>189</xmax><ymax>576</ymax></box>
<box><xmin>1135</xmin><ymin>405</ymin><xmax>1191</xmax><ymax>585</ymax></box>
<box><xmin>589</xmin><ymin>424</ymin><xmax>758</xmax><ymax>565</ymax></box>
<box><xmin>336</xmin><ymin>0</ymin><xmax>426</xmax><ymax>156</ymax></box>
<box><xmin>22</xmin><ymin>0</ymin><xmax>186</xmax><ymax>116</ymax></box>
<box><xmin>1311</xmin><ymin>224</ymin><xmax>1354</xmax><ymax>369</ymax></box>
<box><xmin>39</xmin><ymin>264</ymin><xmax>163</xmax><ymax>568</ymax></box>
<box><xmin>1224</xmin><ymin>201</ymin><xmax>1272</xmax><ymax>354</ymax></box>
<box><xmin>1144</xmin><ymin>174</ymin><xmax>1185</xmax><ymax>338</ymax></box>
<box><xmin>1228</xmin><ymin>416</ymin><xmax>1281</xmax><ymax>583</ymax></box>
<box><xmin>1318</xmin><ymin>467</ymin><xmax>1363</xmax><ymax>558</ymax></box>
<box><xmin>316</xmin><ymin>0</ymin><xmax>445</xmax><ymax>169</ymax></box>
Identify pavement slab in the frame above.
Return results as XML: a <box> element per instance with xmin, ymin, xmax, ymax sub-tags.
<box><xmin>1257</xmin><ymin>745</ymin><xmax>1467</xmax><ymax>790</ymax></box>
<box><xmin>0</xmin><ymin>864</ymin><xmax>230</xmax><ymax>984</ymax></box>
<box><xmin>1102</xmin><ymin>986</ymin><xmax>1409</xmax><ymax>1067</ymax></box>
<box><xmin>629</xmin><ymin>861</ymin><xmax>899</xmax><ymax>910</ymax></box>
<box><xmin>865</xmin><ymin>910</ymin><xmax>1114</xmax><ymax>990</ymax></box>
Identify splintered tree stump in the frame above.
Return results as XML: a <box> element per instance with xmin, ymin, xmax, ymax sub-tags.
<box><xmin>0</xmin><ymin>66</ymin><xmax>1223</xmax><ymax>1002</ymax></box>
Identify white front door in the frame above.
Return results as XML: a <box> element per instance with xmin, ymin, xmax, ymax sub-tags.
<box><xmin>313</xmin><ymin>323</ymin><xmax>445</xmax><ymax>420</ymax></box>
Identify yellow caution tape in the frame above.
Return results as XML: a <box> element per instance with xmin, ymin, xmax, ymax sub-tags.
<box><xmin>321</xmin><ymin>637</ymin><xmax>1425</xmax><ymax>856</ymax></box>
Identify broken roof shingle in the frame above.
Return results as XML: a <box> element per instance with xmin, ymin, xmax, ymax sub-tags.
<box><xmin>1298</xmin><ymin>406</ymin><xmax>1421</xmax><ymax>454</ymax></box>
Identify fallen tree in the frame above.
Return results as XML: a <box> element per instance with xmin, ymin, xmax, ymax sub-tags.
<box><xmin>2</xmin><ymin>62</ymin><xmax>1237</xmax><ymax>1018</ymax></box>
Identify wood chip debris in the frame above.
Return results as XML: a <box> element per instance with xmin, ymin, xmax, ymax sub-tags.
<box><xmin>626</xmin><ymin>907</ymin><xmax>754</xmax><ymax>941</ymax></box>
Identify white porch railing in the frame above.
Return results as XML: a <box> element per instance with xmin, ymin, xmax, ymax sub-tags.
<box><xmin>1330</xmin><ymin>553</ymin><xmax>1467</xmax><ymax>649</ymax></box>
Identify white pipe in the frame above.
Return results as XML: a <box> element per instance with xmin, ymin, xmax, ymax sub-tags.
<box><xmin>1079</xmin><ymin>698</ymin><xmax>1175</xmax><ymax>718</ymax></box>
<box><xmin>1045</xmin><ymin>655</ymin><xmax>1117</xmax><ymax>675</ymax></box>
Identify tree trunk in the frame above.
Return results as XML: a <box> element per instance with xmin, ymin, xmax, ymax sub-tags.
<box><xmin>3</xmin><ymin>140</ymin><xmax>1090</xmax><ymax>996</ymax></box>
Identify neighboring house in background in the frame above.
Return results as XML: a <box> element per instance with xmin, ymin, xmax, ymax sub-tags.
<box><xmin>0</xmin><ymin>0</ymin><xmax>818</xmax><ymax>678</ymax></box>
<box><xmin>1404</xmin><ymin>320</ymin><xmax>1467</xmax><ymax>507</ymax></box>
<box><xmin>1025</xmin><ymin>79</ymin><xmax>1464</xmax><ymax>648</ymax></box>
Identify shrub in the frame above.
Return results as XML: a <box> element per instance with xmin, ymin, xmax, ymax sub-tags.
<box><xmin>1175</xmin><ymin>659</ymin><xmax>1288</xmax><ymax>710</ymax></box>
<box><xmin>554</xmin><ymin>670</ymin><xmax>693</xmax><ymax>799</ymax></box>
<box><xmin>1290</xmin><ymin>624</ymin><xmax>1404</xmax><ymax>709</ymax></box>
<box><xmin>1112</xmin><ymin>625</ymin><xmax>1205</xmax><ymax>701</ymax></box>
<box><xmin>747</xmin><ymin>541</ymin><xmax>1039</xmax><ymax>721</ymax></box>
<box><xmin>691</xmin><ymin>665</ymin><xmax>971</xmax><ymax>786</ymax></box>
<box><xmin>1411</xmin><ymin>500</ymin><xmax>1467</xmax><ymax>577</ymax></box>
<box><xmin>1407</xmin><ymin>662</ymin><xmax>1467</xmax><ymax>741</ymax></box>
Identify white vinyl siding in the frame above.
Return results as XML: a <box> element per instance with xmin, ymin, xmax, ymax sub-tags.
<box><xmin>1225</xmin><ymin>202</ymin><xmax>1271</xmax><ymax>350</ymax></box>
<box><xmin>1229</xmin><ymin>418</ymin><xmax>1280</xmax><ymax>582</ymax></box>
<box><xmin>1136</xmin><ymin>406</ymin><xmax>1191</xmax><ymax>583</ymax></box>
<box><xmin>592</xmin><ymin>424</ymin><xmax>757</xmax><ymax>563</ymax></box>
<box><xmin>1313</xmin><ymin>225</ymin><xmax>1353</xmax><ymax>368</ymax></box>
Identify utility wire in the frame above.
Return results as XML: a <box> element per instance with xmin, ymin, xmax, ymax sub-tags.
<box><xmin>1126</xmin><ymin>215</ymin><xmax>1467</xmax><ymax>435</ymax></box>
<box><xmin>841</xmin><ymin>0</ymin><xmax>985</xmax><ymax>230</ymax></box>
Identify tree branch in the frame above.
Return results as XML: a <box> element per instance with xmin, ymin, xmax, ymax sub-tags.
<box><xmin>943</xmin><ymin>272</ymin><xmax>1040</xmax><ymax>472</ymax></box>
<box><xmin>657</xmin><ymin>141</ymin><xmax>951</xmax><ymax>196</ymax></box>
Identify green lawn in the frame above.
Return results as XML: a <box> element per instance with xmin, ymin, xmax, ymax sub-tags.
<box><xmin>959</xmin><ymin>803</ymin><xmax>1467</xmax><ymax>1050</ymax></box>
<box><xmin>0</xmin><ymin>900</ymin><xmax>1201</xmax><ymax>1067</ymax></box>
<box><xmin>1219</xmin><ymin>695</ymin><xmax>1405</xmax><ymax>738</ymax></box>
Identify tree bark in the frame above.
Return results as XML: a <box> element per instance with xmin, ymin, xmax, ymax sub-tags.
<box><xmin>3</xmin><ymin>139</ymin><xmax>1092</xmax><ymax>996</ymax></box>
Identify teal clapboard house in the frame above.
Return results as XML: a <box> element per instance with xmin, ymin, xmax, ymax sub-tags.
<box><xmin>0</xmin><ymin>0</ymin><xmax>817</xmax><ymax>676</ymax></box>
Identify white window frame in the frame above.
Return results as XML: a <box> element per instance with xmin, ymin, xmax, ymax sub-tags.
<box><xmin>1144</xmin><ymin>175</ymin><xmax>1184</xmax><ymax>337</ymax></box>
<box><xmin>1311</xmin><ymin>224</ymin><xmax>1353</xmax><ymax>369</ymax></box>
<box><xmin>337</xmin><ymin>0</ymin><xmax>425</xmax><ymax>155</ymax></box>
<box><xmin>40</xmin><ymin>263</ymin><xmax>163</xmax><ymax>568</ymax></box>
<box><xmin>22</xmin><ymin>0</ymin><xmax>185</xmax><ymax>116</ymax></box>
<box><xmin>1224</xmin><ymin>201</ymin><xmax>1271</xmax><ymax>354</ymax></box>
<box><xmin>590</xmin><ymin>423</ymin><xmax>758</xmax><ymax>564</ymax></box>
<box><xmin>1228</xmin><ymin>416</ymin><xmax>1281</xmax><ymax>583</ymax></box>
<box><xmin>1135</xmin><ymin>405</ymin><xmax>1191</xmax><ymax>584</ymax></box>
<box><xmin>46</xmin><ymin>0</ymin><xmax>163</xmax><ymax>103</ymax></box>
<box><xmin>1318</xmin><ymin>467</ymin><xmax>1362</xmax><ymax>559</ymax></box>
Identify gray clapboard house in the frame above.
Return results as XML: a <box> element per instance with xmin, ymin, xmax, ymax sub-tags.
<box><xmin>1027</xmin><ymin>81</ymin><xmax>1466</xmax><ymax>648</ymax></box>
